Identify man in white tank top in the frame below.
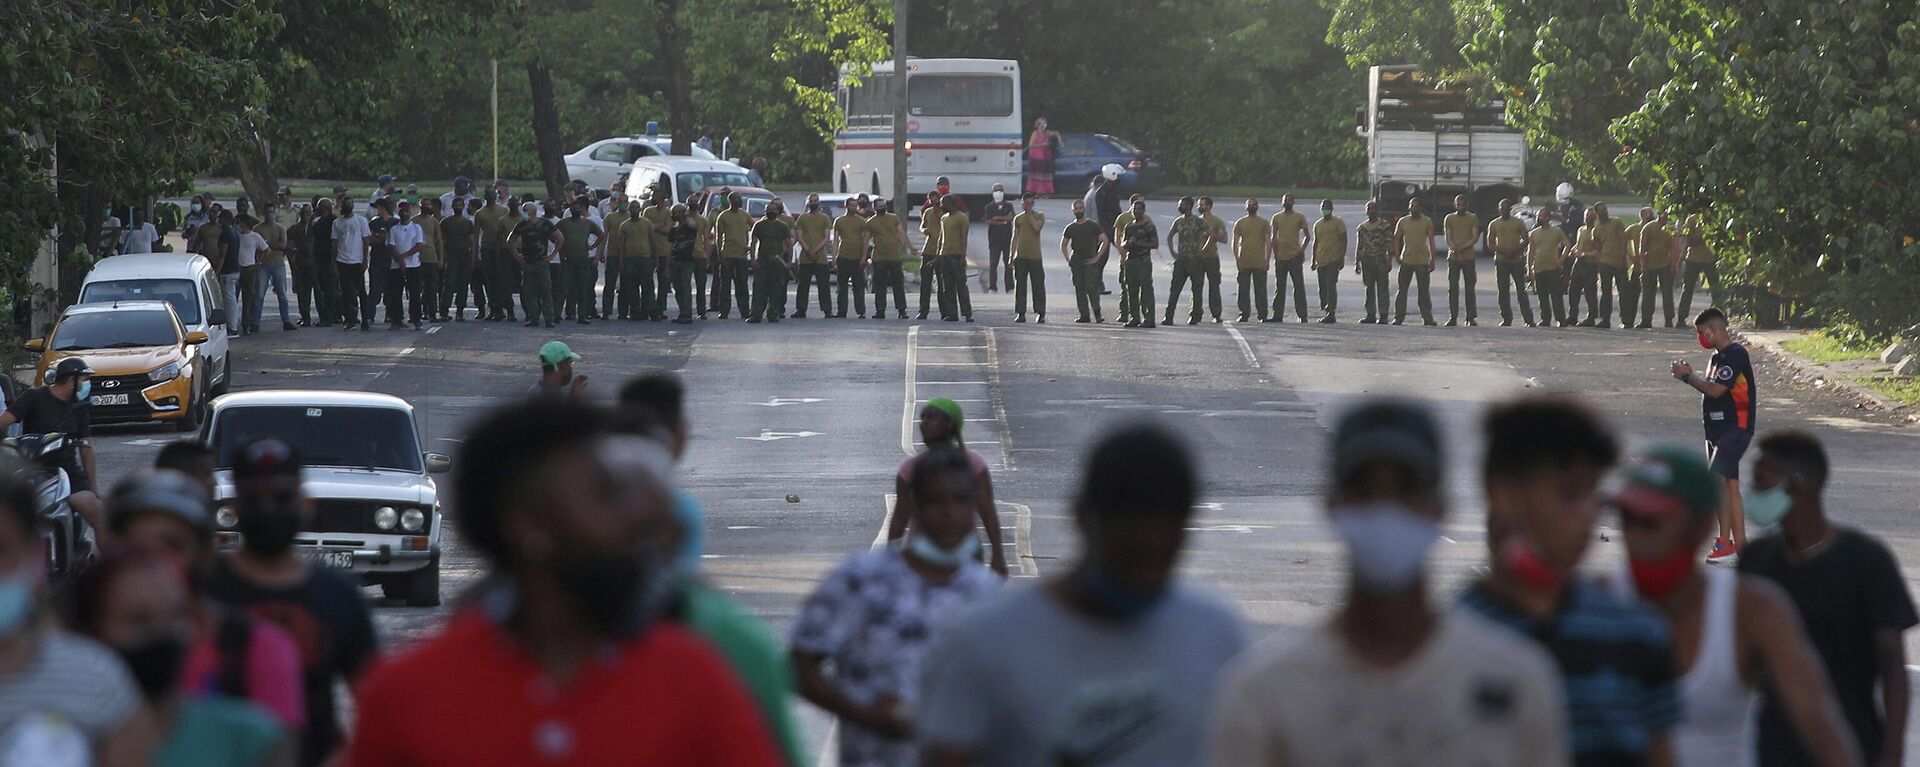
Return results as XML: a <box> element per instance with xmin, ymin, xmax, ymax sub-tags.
<box><xmin>1612</xmin><ymin>445</ymin><xmax>1860</xmax><ymax>767</ymax></box>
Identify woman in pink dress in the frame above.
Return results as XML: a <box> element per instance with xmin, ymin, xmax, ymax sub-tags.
<box><xmin>1024</xmin><ymin>118</ymin><xmax>1062</xmax><ymax>196</ymax></box>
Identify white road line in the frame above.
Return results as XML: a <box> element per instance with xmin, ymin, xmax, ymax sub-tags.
<box><xmin>918</xmin><ymin>345</ymin><xmax>986</xmax><ymax>350</ymax></box>
<box><xmin>915</xmin><ymin>362</ymin><xmax>981</xmax><ymax>367</ymax></box>
<box><xmin>1224</xmin><ymin>326</ymin><xmax>1261</xmax><ymax>370</ymax></box>
<box><xmin>874</xmin><ymin>494</ymin><xmax>899</xmax><ymax>551</ymax></box>
<box><xmin>985</xmin><ymin>328</ymin><xmax>1014</xmax><ymax>471</ymax></box>
<box><xmin>901</xmin><ymin>326</ymin><xmax>919</xmax><ymax>456</ymax></box>
<box><xmin>1013</xmin><ymin>502</ymin><xmax>1038</xmax><ymax>577</ymax></box>
<box><xmin>917</xmin><ymin>381</ymin><xmax>990</xmax><ymax>386</ymax></box>
<box><xmin>425</xmin><ymin>325</ymin><xmax>443</xmax><ymax>335</ymax></box>
<box><xmin>399</xmin><ymin>347</ymin><xmax>416</xmax><ymax>357</ymax></box>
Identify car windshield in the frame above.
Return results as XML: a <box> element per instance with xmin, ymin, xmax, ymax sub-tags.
<box><xmin>1102</xmin><ymin>135</ymin><xmax>1142</xmax><ymax>154</ymax></box>
<box><xmin>79</xmin><ymin>279</ymin><xmax>200</xmax><ymax>324</ymax></box>
<box><xmin>212</xmin><ymin>405</ymin><xmax>423</xmax><ymax>473</ymax></box>
<box><xmin>50</xmin><ymin>310</ymin><xmax>177</xmax><ymax>351</ymax></box>
<box><xmin>676</xmin><ymin>172</ymin><xmax>752</xmax><ymax>200</ymax></box>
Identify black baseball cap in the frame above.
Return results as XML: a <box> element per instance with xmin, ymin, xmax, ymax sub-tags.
<box><xmin>1331</xmin><ymin>398</ymin><xmax>1443</xmax><ymax>488</ymax></box>
<box><xmin>53</xmin><ymin>358</ymin><xmax>94</xmax><ymax>381</ymax></box>
<box><xmin>234</xmin><ymin>438</ymin><xmax>302</xmax><ymax>492</ymax></box>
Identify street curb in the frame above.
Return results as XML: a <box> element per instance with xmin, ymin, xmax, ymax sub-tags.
<box><xmin>1733</xmin><ymin>329</ymin><xmax>1904</xmax><ymax>412</ymax></box>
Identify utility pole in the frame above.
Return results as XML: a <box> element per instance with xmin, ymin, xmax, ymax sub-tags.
<box><xmin>890</xmin><ymin>0</ymin><xmax>908</xmax><ymax>212</ymax></box>
<box><xmin>491</xmin><ymin>59</ymin><xmax>500</xmax><ymax>184</ymax></box>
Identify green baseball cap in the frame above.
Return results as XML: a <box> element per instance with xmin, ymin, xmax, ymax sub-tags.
<box><xmin>1614</xmin><ymin>444</ymin><xmax>1721</xmax><ymax>518</ymax></box>
<box><xmin>924</xmin><ymin>397</ymin><xmax>964</xmax><ymax>436</ymax></box>
<box><xmin>538</xmin><ymin>341</ymin><xmax>581</xmax><ymax>367</ymax></box>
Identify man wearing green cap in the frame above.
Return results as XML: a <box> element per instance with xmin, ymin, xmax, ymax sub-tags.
<box><xmin>885</xmin><ymin>397</ymin><xmax>1007</xmax><ymax>577</ymax></box>
<box><xmin>1612</xmin><ymin>445</ymin><xmax>1859</xmax><ymax>767</ymax></box>
<box><xmin>530</xmin><ymin>342</ymin><xmax>587</xmax><ymax>399</ymax></box>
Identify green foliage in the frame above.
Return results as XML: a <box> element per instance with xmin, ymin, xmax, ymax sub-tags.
<box><xmin>1322</xmin><ymin>0</ymin><xmax>1469</xmax><ymax>71</ymax></box>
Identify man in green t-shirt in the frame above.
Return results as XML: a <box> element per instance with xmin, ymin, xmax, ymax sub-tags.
<box><xmin>618</xmin><ymin>200</ymin><xmax>658</xmax><ymax>321</ymax></box>
<box><xmin>507</xmin><ymin>201</ymin><xmax>561</xmax><ymax>327</ymax></box>
<box><xmin>832</xmin><ymin>195</ymin><xmax>871</xmax><ymax>318</ymax></box>
<box><xmin>555</xmin><ymin>198</ymin><xmax>602</xmax><ymax>326</ymax></box>
<box><xmin>1117</xmin><ymin>198</ymin><xmax>1160</xmax><ymax>329</ymax></box>
<box><xmin>439</xmin><ymin>202</ymin><xmax>478</xmax><ymax>321</ymax></box>
<box><xmin>1164</xmin><ymin>197</ymin><xmax>1208</xmax><ymax>326</ymax></box>
<box><xmin>598</xmin><ymin>196</ymin><xmax>632</xmax><ymax>319</ymax></box>
<box><xmin>665</xmin><ymin>204</ymin><xmax>701</xmax><ymax>323</ymax></box>
<box><xmin>1529</xmin><ymin>209</ymin><xmax>1570</xmax><ymax>327</ymax></box>
<box><xmin>1268</xmin><ymin>193</ymin><xmax>1310</xmax><ymax>323</ymax></box>
<box><xmin>747</xmin><ymin>200</ymin><xmax>794</xmax><ymax>323</ymax></box>
<box><xmin>1442</xmin><ymin>194</ymin><xmax>1481</xmax><ymax>326</ymax></box>
<box><xmin>935</xmin><ymin>194</ymin><xmax>974</xmax><ymax>322</ymax></box>
<box><xmin>1231</xmin><ymin>198</ymin><xmax>1270</xmax><ymax>322</ymax></box>
<box><xmin>1061</xmin><ymin>199</ymin><xmax>1106</xmax><ymax>323</ymax></box>
<box><xmin>712</xmin><ymin>192</ymin><xmax>755</xmax><ymax>320</ymax></box>
<box><xmin>1354</xmin><ymin>200</ymin><xmax>1395</xmax><ymax>323</ymax></box>
<box><xmin>867</xmin><ymin>199</ymin><xmax>915</xmax><ymax>319</ymax></box>
<box><xmin>1392</xmin><ymin>197</ymin><xmax>1438</xmax><ymax>325</ymax></box>
<box><xmin>1310</xmin><ymin>199</ymin><xmax>1347</xmax><ymax>324</ymax></box>
<box><xmin>475</xmin><ymin>191</ymin><xmax>516</xmax><ymax>321</ymax></box>
<box><xmin>638</xmin><ymin>193</ymin><xmax>674</xmax><ymax>322</ymax></box>
<box><xmin>1636</xmin><ymin>208</ymin><xmax>1677</xmax><ymax>328</ymax></box>
<box><xmin>916</xmin><ymin>193</ymin><xmax>943</xmax><ymax>320</ymax></box>
<box><xmin>1192</xmin><ymin>197</ymin><xmax>1226</xmax><ymax>323</ymax></box>
<box><xmin>1485</xmin><ymin>198</ymin><xmax>1535</xmax><ymax>327</ymax></box>
<box><xmin>1592</xmin><ymin>202</ymin><xmax>1632</xmax><ymax>328</ymax></box>
<box><xmin>792</xmin><ymin>193</ymin><xmax>835</xmax><ymax>319</ymax></box>
<box><xmin>1010</xmin><ymin>193</ymin><xmax>1047</xmax><ymax>322</ymax></box>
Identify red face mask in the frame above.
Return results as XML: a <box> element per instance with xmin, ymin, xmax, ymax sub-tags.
<box><xmin>1628</xmin><ymin>547</ymin><xmax>1697</xmax><ymax>599</ymax></box>
<box><xmin>1501</xmin><ymin>538</ymin><xmax>1566</xmax><ymax>592</ymax></box>
<box><xmin>1697</xmin><ymin>332</ymin><xmax>1713</xmax><ymax>349</ymax></box>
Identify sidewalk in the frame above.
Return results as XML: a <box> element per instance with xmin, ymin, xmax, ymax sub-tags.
<box><xmin>1735</xmin><ymin>327</ymin><xmax>1910</xmax><ymax>413</ymax></box>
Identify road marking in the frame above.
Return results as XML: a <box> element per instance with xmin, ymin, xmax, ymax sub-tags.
<box><xmin>1224</xmin><ymin>326</ymin><xmax>1261</xmax><ymax>369</ymax></box>
<box><xmin>1186</xmin><ymin>524</ymin><xmax>1275</xmax><ymax>533</ymax></box>
<box><xmin>915</xmin><ymin>362</ymin><xmax>980</xmax><ymax>367</ymax></box>
<box><xmin>916</xmin><ymin>381</ymin><xmax>990</xmax><ymax>385</ymax></box>
<box><xmin>750</xmin><ymin>397</ymin><xmax>827</xmax><ymax>407</ymax></box>
<box><xmin>918</xmin><ymin>345</ymin><xmax>985</xmax><ymax>350</ymax></box>
<box><xmin>985</xmin><ymin>328</ymin><xmax>1014</xmax><ymax>472</ymax></box>
<box><xmin>425</xmin><ymin>326</ymin><xmax>443</xmax><ymax>335</ymax></box>
<box><xmin>901</xmin><ymin>326</ymin><xmax>919</xmax><ymax>456</ymax></box>
<box><xmin>398</xmin><ymin>347</ymin><xmax>416</xmax><ymax>357</ymax></box>
<box><xmin>736</xmin><ymin>430</ymin><xmax>824</xmax><ymax>442</ymax></box>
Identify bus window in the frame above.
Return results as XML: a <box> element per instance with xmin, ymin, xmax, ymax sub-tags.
<box><xmin>845</xmin><ymin>73</ymin><xmax>897</xmax><ymax>127</ymax></box>
<box><xmin>908</xmin><ymin>75</ymin><xmax>1014</xmax><ymax>117</ymax></box>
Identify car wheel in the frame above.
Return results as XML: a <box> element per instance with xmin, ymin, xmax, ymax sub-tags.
<box><xmin>211</xmin><ymin>354</ymin><xmax>231</xmax><ymax>397</ymax></box>
<box><xmin>173</xmin><ymin>394</ymin><xmax>199</xmax><ymax>432</ymax></box>
<box><xmin>399</xmin><ymin>555</ymin><xmax>441</xmax><ymax>607</ymax></box>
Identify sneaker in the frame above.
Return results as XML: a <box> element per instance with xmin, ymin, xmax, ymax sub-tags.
<box><xmin>1142</xmin><ymin>320</ymin><xmax>1157</xmax><ymax>329</ymax></box>
<box><xmin>1236</xmin><ymin>313</ymin><xmax>1249</xmax><ymax>323</ymax></box>
<box><xmin>1392</xmin><ymin>317</ymin><xmax>1405</xmax><ymax>326</ymax></box>
<box><xmin>524</xmin><ymin>320</ymin><xmax>539</xmax><ymax>327</ymax></box>
<box><xmin>1707</xmin><ymin>539</ymin><xmax>1740</xmax><ymax>563</ymax></box>
<box><xmin>1466</xmin><ymin>318</ymin><xmax>1478</xmax><ymax>326</ymax></box>
<box><xmin>1014</xmin><ymin>314</ymin><xmax>1026</xmax><ymax>323</ymax></box>
<box><xmin>1423</xmin><ymin>319</ymin><xmax>1438</xmax><ymax>326</ymax></box>
<box><xmin>1188</xmin><ymin>316</ymin><xmax>1201</xmax><ymax>326</ymax></box>
<box><xmin>1499</xmin><ymin>318</ymin><xmax>1512</xmax><ymax>327</ymax></box>
<box><xmin>1360</xmin><ymin>317</ymin><xmax>1377</xmax><ymax>324</ymax></box>
<box><xmin>1445</xmin><ymin>318</ymin><xmax>1458</xmax><ymax>327</ymax></box>
<box><xmin>793</xmin><ymin>312</ymin><xmax>807</xmax><ymax>319</ymax></box>
<box><xmin>1319</xmin><ymin>314</ymin><xmax>1335</xmax><ymax>324</ymax></box>
<box><xmin>1075</xmin><ymin>316</ymin><xmax>1091</xmax><ymax>324</ymax></box>
<box><xmin>1036</xmin><ymin>316</ymin><xmax>1045</xmax><ymax>324</ymax></box>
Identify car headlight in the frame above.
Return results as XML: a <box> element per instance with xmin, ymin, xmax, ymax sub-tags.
<box><xmin>151</xmin><ymin>362</ymin><xmax>181</xmax><ymax>383</ymax></box>
<box><xmin>215</xmin><ymin>505</ymin><xmax>238</xmax><ymax>529</ymax></box>
<box><xmin>400</xmin><ymin>508</ymin><xmax>425</xmax><ymax>532</ymax></box>
<box><xmin>373</xmin><ymin>506</ymin><xmax>398</xmax><ymax>530</ymax></box>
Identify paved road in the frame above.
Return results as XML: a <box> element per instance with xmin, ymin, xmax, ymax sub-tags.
<box><xmin>88</xmin><ymin>196</ymin><xmax>1920</xmax><ymax>761</ymax></box>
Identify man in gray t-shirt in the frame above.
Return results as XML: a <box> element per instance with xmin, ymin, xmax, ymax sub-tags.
<box><xmin>0</xmin><ymin>628</ymin><xmax>141</xmax><ymax>761</ymax></box>
<box><xmin>917</xmin><ymin>424</ymin><xmax>1247</xmax><ymax>767</ymax></box>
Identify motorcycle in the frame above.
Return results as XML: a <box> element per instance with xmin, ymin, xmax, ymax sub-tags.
<box><xmin>1</xmin><ymin>433</ymin><xmax>96</xmax><ymax>579</ymax></box>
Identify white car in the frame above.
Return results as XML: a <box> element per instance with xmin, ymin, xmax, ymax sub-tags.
<box><xmin>78</xmin><ymin>253</ymin><xmax>233</xmax><ymax>396</ymax></box>
<box><xmin>205</xmin><ymin>390</ymin><xmax>450</xmax><ymax>607</ymax></box>
<box><xmin>566</xmin><ymin>137</ymin><xmax>720</xmax><ymax>190</ymax></box>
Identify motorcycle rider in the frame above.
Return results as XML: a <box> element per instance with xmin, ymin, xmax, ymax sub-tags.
<box><xmin>0</xmin><ymin>357</ymin><xmax>105</xmax><ymax>541</ymax></box>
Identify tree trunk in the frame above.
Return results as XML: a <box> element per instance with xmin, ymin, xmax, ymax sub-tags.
<box><xmin>230</xmin><ymin>111</ymin><xmax>280</xmax><ymax>212</ymax></box>
<box><xmin>52</xmin><ymin>139</ymin><xmax>103</xmax><ymax>310</ymax></box>
<box><xmin>657</xmin><ymin>0</ymin><xmax>694</xmax><ymax>156</ymax></box>
<box><xmin>526</xmin><ymin>58</ymin><xmax>569</xmax><ymax>199</ymax></box>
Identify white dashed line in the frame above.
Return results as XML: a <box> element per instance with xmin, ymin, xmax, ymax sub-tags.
<box><xmin>1224</xmin><ymin>326</ymin><xmax>1261</xmax><ymax>370</ymax></box>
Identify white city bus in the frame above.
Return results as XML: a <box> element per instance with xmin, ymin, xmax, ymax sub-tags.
<box><xmin>834</xmin><ymin>58</ymin><xmax>1022</xmax><ymax>204</ymax></box>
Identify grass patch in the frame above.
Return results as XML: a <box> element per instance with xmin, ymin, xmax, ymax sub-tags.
<box><xmin>1780</xmin><ymin>331</ymin><xmax>1880</xmax><ymax>364</ymax></box>
<box><xmin>1852</xmin><ymin>376</ymin><xmax>1920</xmax><ymax>409</ymax></box>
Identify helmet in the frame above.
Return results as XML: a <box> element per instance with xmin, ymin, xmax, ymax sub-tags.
<box><xmin>1101</xmin><ymin>164</ymin><xmax>1124</xmax><ymax>181</ymax></box>
<box><xmin>1555</xmin><ymin>182</ymin><xmax>1574</xmax><ymax>202</ymax></box>
<box><xmin>53</xmin><ymin>357</ymin><xmax>94</xmax><ymax>382</ymax></box>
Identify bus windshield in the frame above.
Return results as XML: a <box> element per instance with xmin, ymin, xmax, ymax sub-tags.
<box><xmin>908</xmin><ymin>75</ymin><xmax>1014</xmax><ymax>117</ymax></box>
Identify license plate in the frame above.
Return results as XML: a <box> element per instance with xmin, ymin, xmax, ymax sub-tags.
<box><xmin>89</xmin><ymin>393</ymin><xmax>129</xmax><ymax>406</ymax></box>
<box><xmin>300</xmin><ymin>549</ymin><xmax>354</xmax><ymax>569</ymax></box>
<box><xmin>943</xmin><ymin>156</ymin><xmax>977</xmax><ymax>163</ymax></box>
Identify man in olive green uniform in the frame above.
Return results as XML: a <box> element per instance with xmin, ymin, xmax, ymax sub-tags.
<box><xmin>1354</xmin><ymin>201</ymin><xmax>1394</xmax><ymax>323</ymax></box>
<box><xmin>1529</xmin><ymin>209</ymin><xmax>1570</xmax><ymax>327</ymax></box>
<box><xmin>713</xmin><ymin>192</ymin><xmax>754</xmax><ymax>320</ymax></box>
<box><xmin>1311</xmin><ymin>199</ymin><xmax>1347</xmax><ymax>323</ymax></box>
<box><xmin>1637</xmin><ymin>208</ymin><xmax>1677</xmax><ymax>328</ymax></box>
<box><xmin>748</xmin><ymin>200</ymin><xmax>795</xmax><ymax>323</ymax></box>
<box><xmin>616</xmin><ymin>202</ymin><xmax>656</xmax><ymax>320</ymax></box>
<box><xmin>1620</xmin><ymin>208</ymin><xmax>1649</xmax><ymax>328</ymax></box>
<box><xmin>440</xmin><ymin>201</ymin><xmax>477</xmax><ymax>320</ymax></box>
<box><xmin>1117</xmin><ymin>198</ymin><xmax>1159</xmax><ymax>329</ymax></box>
<box><xmin>1061</xmin><ymin>199</ymin><xmax>1106</xmax><ymax>323</ymax></box>
<box><xmin>936</xmin><ymin>194</ymin><xmax>974</xmax><ymax>322</ymax></box>
<box><xmin>665</xmin><ymin>204</ymin><xmax>700</xmax><ymax>323</ymax></box>
<box><xmin>1392</xmin><ymin>197</ymin><xmax>1438</xmax><ymax>325</ymax></box>
<box><xmin>1164</xmin><ymin>197</ymin><xmax>1208</xmax><ymax>326</ymax></box>
<box><xmin>917</xmin><ymin>194</ymin><xmax>943</xmax><ymax>320</ymax></box>
<box><xmin>686</xmin><ymin>191</ymin><xmax>712</xmax><ymax>317</ymax></box>
<box><xmin>832</xmin><ymin>196</ymin><xmax>871</xmax><ymax>318</ymax></box>
<box><xmin>1442</xmin><ymin>194</ymin><xmax>1479</xmax><ymax>326</ymax></box>
<box><xmin>1231</xmin><ymin>198</ymin><xmax>1270</xmax><ymax>322</ymax></box>
<box><xmin>416</xmin><ymin>200</ymin><xmax>446</xmax><ymax>323</ymax></box>
<box><xmin>1010</xmin><ymin>193</ymin><xmax>1047</xmax><ymax>323</ymax></box>
<box><xmin>1268</xmin><ymin>193</ymin><xmax>1310</xmax><ymax>323</ymax></box>
<box><xmin>1677</xmin><ymin>214</ymin><xmax>1721</xmax><ymax>318</ymax></box>
<box><xmin>555</xmin><ymin>199</ymin><xmax>601</xmax><ymax>326</ymax></box>
<box><xmin>1569</xmin><ymin>207</ymin><xmax>1602</xmax><ymax>325</ymax></box>
<box><xmin>476</xmin><ymin>191</ymin><xmax>515</xmax><ymax>321</ymax></box>
<box><xmin>1592</xmin><ymin>202</ymin><xmax>1632</xmax><ymax>328</ymax></box>
<box><xmin>1191</xmin><ymin>197</ymin><xmax>1226</xmax><ymax>323</ymax></box>
<box><xmin>639</xmin><ymin>193</ymin><xmax>673</xmax><ymax>321</ymax></box>
<box><xmin>792</xmin><ymin>193</ymin><xmax>834</xmax><ymax>318</ymax></box>
<box><xmin>598</xmin><ymin>195</ymin><xmax>632</xmax><ymax>320</ymax></box>
<box><xmin>1111</xmin><ymin>194</ymin><xmax>1145</xmax><ymax>324</ymax></box>
<box><xmin>508</xmin><ymin>201</ymin><xmax>560</xmax><ymax>327</ymax></box>
<box><xmin>1485</xmin><ymin>198</ymin><xmax>1534</xmax><ymax>327</ymax></box>
<box><xmin>867</xmin><ymin>199</ymin><xmax>914</xmax><ymax>319</ymax></box>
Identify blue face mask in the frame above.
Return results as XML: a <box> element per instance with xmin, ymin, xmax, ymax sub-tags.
<box><xmin>1077</xmin><ymin>562</ymin><xmax>1164</xmax><ymax>622</ymax></box>
<box><xmin>908</xmin><ymin>533</ymin><xmax>978</xmax><ymax>569</ymax></box>
<box><xmin>1743</xmin><ymin>486</ymin><xmax>1793</xmax><ymax>528</ymax></box>
<box><xmin>0</xmin><ymin>565</ymin><xmax>37</xmax><ymax>638</ymax></box>
<box><xmin>75</xmin><ymin>381</ymin><xmax>91</xmax><ymax>401</ymax></box>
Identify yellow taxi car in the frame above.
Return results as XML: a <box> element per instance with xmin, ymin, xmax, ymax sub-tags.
<box><xmin>24</xmin><ymin>300</ymin><xmax>211</xmax><ymax>431</ymax></box>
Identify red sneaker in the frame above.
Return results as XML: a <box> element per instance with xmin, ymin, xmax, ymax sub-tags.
<box><xmin>1707</xmin><ymin>540</ymin><xmax>1740</xmax><ymax>562</ymax></box>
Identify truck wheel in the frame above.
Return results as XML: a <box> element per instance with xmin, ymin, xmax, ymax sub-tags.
<box><xmin>400</xmin><ymin>556</ymin><xmax>441</xmax><ymax>607</ymax></box>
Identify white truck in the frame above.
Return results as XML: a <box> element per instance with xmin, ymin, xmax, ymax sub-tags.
<box><xmin>1356</xmin><ymin>65</ymin><xmax>1526</xmax><ymax>225</ymax></box>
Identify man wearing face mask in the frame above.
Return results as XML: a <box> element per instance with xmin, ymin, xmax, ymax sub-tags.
<box><xmin>920</xmin><ymin>425</ymin><xmax>1246</xmax><ymax>767</ymax></box>
<box><xmin>204</xmin><ymin>440</ymin><xmax>379</xmax><ymax>767</ymax></box>
<box><xmin>1670</xmin><ymin>307</ymin><xmax>1754</xmax><ymax>562</ymax></box>
<box><xmin>1310</xmin><ymin>198</ymin><xmax>1347</xmax><ymax>323</ymax></box>
<box><xmin>1739</xmin><ymin>431</ymin><xmax>1916</xmax><ymax>767</ymax></box>
<box><xmin>935</xmin><ymin>194</ymin><xmax>975</xmax><ymax>322</ymax></box>
<box><xmin>1354</xmin><ymin>199</ymin><xmax>1394</xmax><ymax>323</ymax></box>
<box><xmin>507</xmin><ymin>202</ymin><xmax>562</xmax><ymax>328</ymax></box>
<box><xmin>556</xmin><ymin>199</ymin><xmax>602</xmax><ymax>326</ymax></box>
<box><xmin>347</xmin><ymin>401</ymin><xmax>783</xmax><ymax>766</ymax></box>
<box><xmin>1231</xmin><ymin>198</ymin><xmax>1270</xmax><ymax>323</ymax></box>
<box><xmin>1488</xmin><ymin>198</ymin><xmax>1536</xmax><ymax>327</ymax></box>
<box><xmin>1</xmin><ymin>357</ymin><xmax>107</xmax><ymax>537</ymax></box>
<box><xmin>1163</xmin><ymin>196</ymin><xmax>1206</xmax><ymax>326</ymax></box>
<box><xmin>867</xmin><ymin>199</ymin><xmax>915</xmax><ymax>319</ymax></box>
<box><xmin>984</xmin><ymin>184</ymin><xmax>1015</xmax><ymax>292</ymax></box>
<box><xmin>1191</xmin><ymin>196</ymin><xmax>1226</xmax><ymax>323</ymax></box>
<box><xmin>1443</xmin><ymin>194</ymin><xmax>1481</xmax><ymax>326</ymax></box>
<box><xmin>714</xmin><ymin>192</ymin><xmax>755</xmax><ymax>320</ymax></box>
<box><xmin>1117</xmin><ymin>198</ymin><xmax>1159</xmax><ymax>328</ymax></box>
<box><xmin>0</xmin><ymin>470</ymin><xmax>150</xmax><ymax>767</ymax></box>
<box><xmin>1610</xmin><ymin>446</ymin><xmax>1858</xmax><ymax>767</ymax></box>
<box><xmin>792</xmin><ymin>193</ymin><xmax>835</xmax><ymax>318</ymax></box>
<box><xmin>1460</xmin><ymin>399</ymin><xmax>1681</xmax><ymax>766</ymax></box>
<box><xmin>832</xmin><ymin>195</ymin><xmax>871</xmax><ymax>318</ymax></box>
<box><xmin>748</xmin><ymin>200</ymin><xmax>796</xmax><ymax>323</ymax></box>
<box><xmin>794</xmin><ymin>446</ymin><xmax>1000</xmax><ymax>767</ymax></box>
<box><xmin>1212</xmin><ymin>399</ymin><xmax>1567</xmax><ymax>766</ymax></box>
<box><xmin>1267</xmin><ymin>193</ymin><xmax>1310</xmax><ymax>323</ymax></box>
<box><xmin>1060</xmin><ymin>198</ymin><xmax>1106</xmax><ymax>323</ymax></box>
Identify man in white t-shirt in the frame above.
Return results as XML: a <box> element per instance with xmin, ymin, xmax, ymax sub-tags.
<box><xmin>331</xmin><ymin>198</ymin><xmax>374</xmax><ymax>330</ymax></box>
<box><xmin>386</xmin><ymin>202</ymin><xmax>426</xmax><ymax>330</ymax></box>
<box><xmin>233</xmin><ymin>215</ymin><xmax>270</xmax><ymax>336</ymax></box>
<box><xmin>1209</xmin><ymin>400</ymin><xmax>1569</xmax><ymax>767</ymax></box>
<box><xmin>119</xmin><ymin>214</ymin><xmax>159</xmax><ymax>254</ymax></box>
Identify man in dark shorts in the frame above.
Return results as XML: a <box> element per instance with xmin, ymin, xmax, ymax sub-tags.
<box><xmin>1669</xmin><ymin>307</ymin><xmax>1753</xmax><ymax>562</ymax></box>
<box><xmin>0</xmin><ymin>357</ymin><xmax>105</xmax><ymax>535</ymax></box>
<box><xmin>1739</xmin><ymin>431</ymin><xmax>1916</xmax><ymax>767</ymax></box>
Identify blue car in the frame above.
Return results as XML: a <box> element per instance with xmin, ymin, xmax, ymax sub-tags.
<box><xmin>1031</xmin><ymin>133</ymin><xmax>1164</xmax><ymax>196</ymax></box>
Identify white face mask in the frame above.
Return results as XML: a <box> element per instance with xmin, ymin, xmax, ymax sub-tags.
<box><xmin>908</xmin><ymin>533</ymin><xmax>979</xmax><ymax>569</ymax></box>
<box><xmin>1330</xmin><ymin>501</ymin><xmax>1437</xmax><ymax>594</ymax></box>
<box><xmin>991</xmin><ymin>191</ymin><xmax>1005</xmax><ymax>203</ymax></box>
<box><xmin>1742</xmin><ymin>486</ymin><xmax>1792</xmax><ymax>528</ymax></box>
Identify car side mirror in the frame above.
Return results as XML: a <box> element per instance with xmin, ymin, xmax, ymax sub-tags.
<box><xmin>208</xmin><ymin>308</ymin><xmax>228</xmax><ymax>327</ymax></box>
<box><xmin>423</xmin><ymin>452</ymin><xmax>452</xmax><ymax>474</ymax></box>
<box><xmin>184</xmin><ymin>331</ymin><xmax>210</xmax><ymax>345</ymax></box>
<box><xmin>21</xmin><ymin>339</ymin><xmax>43</xmax><ymax>353</ymax></box>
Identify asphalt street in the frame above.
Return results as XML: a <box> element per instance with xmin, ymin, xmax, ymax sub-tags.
<box><xmin>87</xmin><ymin>196</ymin><xmax>1920</xmax><ymax>761</ymax></box>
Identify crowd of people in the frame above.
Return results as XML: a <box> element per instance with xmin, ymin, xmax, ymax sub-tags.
<box><xmin>123</xmin><ymin>173</ymin><xmax>1727</xmax><ymax>335</ymax></box>
<box><xmin>0</xmin><ymin>335</ymin><xmax>1905</xmax><ymax>765</ymax></box>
